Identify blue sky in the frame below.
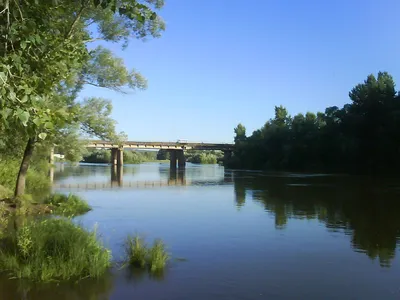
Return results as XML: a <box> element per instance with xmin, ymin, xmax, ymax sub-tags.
<box><xmin>80</xmin><ymin>0</ymin><xmax>400</xmax><ymax>143</ymax></box>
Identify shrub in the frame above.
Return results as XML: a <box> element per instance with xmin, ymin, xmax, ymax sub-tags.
<box><xmin>0</xmin><ymin>185</ymin><xmax>12</xmax><ymax>199</ymax></box>
<box><xmin>0</xmin><ymin>158</ymin><xmax>50</xmax><ymax>198</ymax></box>
<box><xmin>44</xmin><ymin>193</ymin><xmax>91</xmax><ymax>216</ymax></box>
<box><xmin>0</xmin><ymin>202</ymin><xmax>9</xmax><ymax>237</ymax></box>
<box><xmin>124</xmin><ymin>235</ymin><xmax>169</xmax><ymax>273</ymax></box>
<box><xmin>0</xmin><ymin>218</ymin><xmax>111</xmax><ymax>282</ymax></box>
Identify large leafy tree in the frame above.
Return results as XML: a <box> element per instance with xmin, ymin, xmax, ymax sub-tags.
<box><xmin>0</xmin><ymin>0</ymin><xmax>165</xmax><ymax>195</ymax></box>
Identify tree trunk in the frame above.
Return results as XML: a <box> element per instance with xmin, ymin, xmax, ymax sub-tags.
<box><xmin>14</xmin><ymin>138</ymin><xmax>36</xmax><ymax>197</ymax></box>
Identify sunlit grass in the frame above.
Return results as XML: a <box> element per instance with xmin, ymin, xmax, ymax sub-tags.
<box><xmin>44</xmin><ymin>193</ymin><xmax>91</xmax><ymax>216</ymax></box>
<box><xmin>125</xmin><ymin>235</ymin><xmax>147</xmax><ymax>268</ymax></box>
<box><xmin>124</xmin><ymin>235</ymin><xmax>169</xmax><ymax>273</ymax></box>
<box><xmin>147</xmin><ymin>239</ymin><xmax>169</xmax><ymax>272</ymax></box>
<box><xmin>0</xmin><ymin>218</ymin><xmax>111</xmax><ymax>282</ymax></box>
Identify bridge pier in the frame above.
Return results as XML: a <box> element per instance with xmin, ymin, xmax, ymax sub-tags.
<box><xmin>111</xmin><ymin>148</ymin><xmax>124</xmax><ymax>166</ymax></box>
<box><xmin>177</xmin><ymin>150</ymin><xmax>186</xmax><ymax>169</ymax></box>
<box><xmin>169</xmin><ymin>150</ymin><xmax>185</xmax><ymax>170</ymax></box>
<box><xmin>169</xmin><ymin>150</ymin><xmax>177</xmax><ymax>170</ymax></box>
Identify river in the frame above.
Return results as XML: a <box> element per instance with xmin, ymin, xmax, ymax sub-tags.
<box><xmin>2</xmin><ymin>162</ymin><xmax>400</xmax><ymax>299</ymax></box>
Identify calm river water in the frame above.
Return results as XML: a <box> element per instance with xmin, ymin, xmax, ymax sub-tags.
<box><xmin>2</xmin><ymin>162</ymin><xmax>400</xmax><ymax>299</ymax></box>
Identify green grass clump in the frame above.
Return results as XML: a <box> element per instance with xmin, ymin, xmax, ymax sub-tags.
<box><xmin>44</xmin><ymin>193</ymin><xmax>91</xmax><ymax>216</ymax></box>
<box><xmin>124</xmin><ymin>235</ymin><xmax>169</xmax><ymax>273</ymax></box>
<box><xmin>0</xmin><ymin>218</ymin><xmax>111</xmax><ymax>282</ymax></box>
<box><xmin>125</xmin><ymin>235</ymin><xmax>148</xmax><ymax>268</ymax></box>
<box><xmin>148</xmin><ymin>239</ymin><xmax>169</xmax><ymax>272</ymax></box>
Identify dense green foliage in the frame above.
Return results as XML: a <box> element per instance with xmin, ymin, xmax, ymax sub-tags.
<box><xmin>156</xmin><ymin>149</ymin><xmax>170</xmax><ymax>160</ymax></box>
<box><xmin>0</xmin><ymin>157</ymin><xmax>50</xmax><ymax>198</ymax></box>
<box><xmin>230</xmin><ymin>72</ymin><xmax>400</xmax><ymax>174</ymax></box>
<box><xmin>186</xmin><ymin>150</ymin><xmax>222</xmax><ymax>164</ymax></box>
<box><xmin>0</xmin><ymin>219</ymin><xmax>111</xmax><ymax>281</ymax></box>
<box><xmin>44</xmin><ymin>193</ymin><xmax>91</xmax><ymax>216</ymax></box>
<box><xmin>83</xmin><ymin>149</ymin><xmax>157</xmax><ymax>164</ymax></box>
<box><xmin>124</xmin><ymin>235</ymin><xmax>169</xmax><ymax>272</ymax></box>
<box><xmin>0</xmin><ymin>0</ymin><xmax>165</xmax><ymax>195</ymax></box>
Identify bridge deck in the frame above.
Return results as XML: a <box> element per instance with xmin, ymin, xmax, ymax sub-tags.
<box><xmin>87</xmin><ymin>140</ymin><xmax>234</xmax><ymax>151</ymax></box>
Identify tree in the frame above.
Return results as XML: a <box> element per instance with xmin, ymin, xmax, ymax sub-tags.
<box><xmin>157</xmin><ymin>149</ymin><xmax>170</xmax><ymax>160</ymax></box>
<box><xmin>234</xmin><ymin>123</ymin><xmax>246</xmax><ymax>143</ymax></box>
<box><xmin>229</xmin><ymin>72</ymin><xmax>400</xmax><ymax>174</ymax></box>
<box><xmin>0</xmin><ymin>0</ymin><xmax>165</xmax><ymax>195</ymax></box>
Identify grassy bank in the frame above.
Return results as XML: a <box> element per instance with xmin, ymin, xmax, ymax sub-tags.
<box><xmin>0</xmin><ymin>218</ymin><xmax>111</xmax><ymax>281</ymax></box>
<box><xmin>44</xmin><ymin>194</ymin><xmax>91</xmax><ymax>216</ymax></box>
<box><xmin>0</xmin><ymin>193</ymin><xmax>91</xmax><ymax>218</ymax></box>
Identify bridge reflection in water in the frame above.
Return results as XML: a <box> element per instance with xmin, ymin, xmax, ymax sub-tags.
<box><xmin>52</xmin><ymin>163</ymin><xmax>233</xmax><ymax>191</ymax></box>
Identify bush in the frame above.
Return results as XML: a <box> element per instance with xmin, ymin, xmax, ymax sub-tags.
<box><xmin>0</xmin><ymin>218</ymin><xmax>111</xmax><ymax>282</ymax></box>
<box><xmin>124</xmin><ymin>235</ymin><xmax>169</xmax><ymax>273</ymax></box>
<box><xmin>44</xmin><ymin>193</ymin><xmax>91</xmax><ymax>216</ymax></box>
<box><xmin>0</xmin><ymin>158</ymin><xmax>50</xmax><ymax>198</ymax></box>
<box><xmin>0</xmin><ymin>185</ymin><xmax>12</xmax><ymax>199</ymax></box>
<box><xmin>0</xmin><ymin>202</ymin><xmax>9</xmax><ymax>238</ymax></box>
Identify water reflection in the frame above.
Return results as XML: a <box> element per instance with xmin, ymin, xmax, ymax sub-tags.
<box><xmin>40</xmin><ymin>164</ymin><xmax>400</xmax><ymax>298</ymax></box>
<box><xmin>232</xmin><ymin>172</ymin><xmax>400</xmax><ymax>267</ymax></box>
<box><xmin>0</xmin><ymin>273</ymin><xmax>114</xmax><ymax>300</ymax></box>
<box><xmin>53</xmin><ymin>162</ymin><xmax>228</xmax><ymax>190</ymax></box>
<box><xmin>54</xmin><ymin>163</ymin><xmax>400</xmax><ymax>268</ymax></box>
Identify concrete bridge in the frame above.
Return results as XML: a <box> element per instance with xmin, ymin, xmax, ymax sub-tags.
<box><xmin>85</xmin><ymin>140</ymin><xmax>235</xmax><ymax>170</ymax></box>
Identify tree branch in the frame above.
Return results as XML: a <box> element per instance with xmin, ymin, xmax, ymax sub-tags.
<box><xmin>82</xmin><ymin>80</ymin><xmax>127</xmax><ymax>94</ymax></box>
<box><xmin>65</xmin><ymin>0</ymin><xmax>89</xmax><ymax>39</ymax></box>
<box><xmin>83</xmin><ymin>37</ymin><xmax>105</xmax><ymax>43</ymax></box>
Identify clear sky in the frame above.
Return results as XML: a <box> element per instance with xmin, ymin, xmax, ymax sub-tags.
<box><xmin>80</xmin><ymin>0</ymin><xmax>400</xmax><ymax>143</ymax></box>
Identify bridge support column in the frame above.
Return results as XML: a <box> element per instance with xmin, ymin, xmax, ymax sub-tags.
<box><xmin>111</xmin><ymin>148</ymin><xmax>124</xmax><ymax>166</ymax></box>
<box><xmin>169</xmin><ymin>150</ymin><xmax>177</xmax><ymax>170</ymax></box>
<box><xmin>111</xmin><ymin>148</ymin><xmax>118</xmax><ymax>165</ymax></box>
<box><xmin>117</xmin><ymin>149</ymin><xmax>123</xmax><ymax>166</ymax></box>
<box><xmin>177</xmin><ymin>150</ymin><xmax>185</xmax><ymax>169</ymax></box>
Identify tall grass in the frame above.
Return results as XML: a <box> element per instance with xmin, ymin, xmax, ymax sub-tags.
<box><xmin>125</xmin><ymin>235</ymin><xmax>148</xmax><ymax>268</ymax></box>
<box><xmin>0</xmin><ymin>218</ymin><xmax>111</xmax><ymax>282</ymax></box>
<box><xmin>44</xmin><ymin>193</ymin><xmax>91</xmax><ymax>216</ymax></box>
<box><xmin>148</xmin><ymin>239</ymin><xmax>169</xmax><ymax>272</ymax></box>
<box><xmin>124</xmin><ymin>235</ymin><xmax>169</xmax><ymax>273</ymax></box>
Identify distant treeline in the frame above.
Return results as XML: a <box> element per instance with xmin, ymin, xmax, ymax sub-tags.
<box><xmin>186</xmin><ymin>150</ymin><xmax>223</xmax><ymax>164</ymax></box>
<box><xmin>228</xmin><ymin>72</ymin><xmax>400</xmax><ymax>175</ymax></box>
<box><xmin>157</xmin><ymin>149</ymin><xmax>223</xmax><ymax>164</ymax></box>
<box><xmin>82</xmin><ymin>149</ymin><xmax>158</xmax><ymax>164</ymax></box>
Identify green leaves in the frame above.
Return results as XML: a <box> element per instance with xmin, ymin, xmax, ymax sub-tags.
<box><xmin>16</xmin><ymin>109</ymin><xmax>30</xmax><ymax>127</ymax></box>
<box><xmin>0</xmin><ymin>72</ymin><xmax>6</xmax><ymax>84</ymax></box>
<box><xmin>38</xmin><ymin>133</ymin><xmax>47</xmax><ymax>140</ymax></box>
